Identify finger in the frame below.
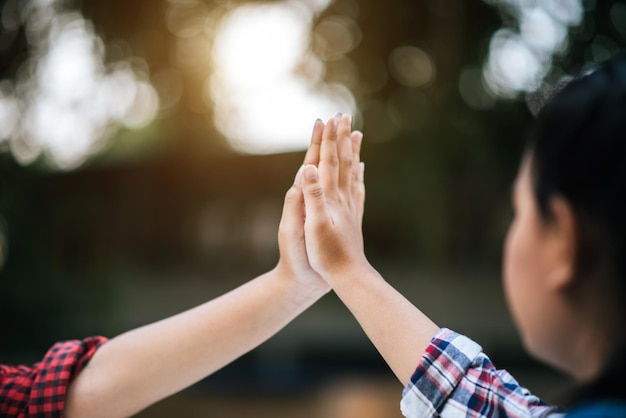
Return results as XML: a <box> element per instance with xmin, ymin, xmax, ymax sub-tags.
<box><xmin>351</xmin><ymin>130</ymin><xmax>363</xmax><ymax>168</ymax></box>
<box><xmin>303</xmin><ymin>119</ymin><xmax>324</xmax><ymax>166</ymax></box>
<box><xmin>280</xmin><ymin>184</ymin><xmax>305</xmax><ymax>235</ymax></box>
<box><xmin>356</xmin><ymin>162</ymin><xmax>366</xmax><ymax>223</ymax></box>
<box><xmin>294</xmin><ymin>164</ymin><xmax>305</xmax><ymax>187</ymax></box>
<box><xmin>318</xmin><ymin>117</ymin><xmax>339</xmax><ymax>198</ymax></box>
<box><xmin>337</xmin><ymin>114</ymin><xmax>354</xmax><ymax>195</ymax></box>
<box><xmin>283</xmin><ymin>165</ymin><xmax>304</xmax><ymax>222</ymax></box>
<box><xmin>280</xmin><ymin>166</ymin><xmax>306</xmax><ymax>231</ymax></box>
<box><xmin>350</xmin><ymin>130</ymin><xmax>363</xmax><ymax>194</ymax></box>
<box><xmin>301</xmin><ymin>164</ymin><xmax>331</xmax><ymax>227</ymax></box>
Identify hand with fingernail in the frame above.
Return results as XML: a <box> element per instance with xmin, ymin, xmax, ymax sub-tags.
<box><xmin>297</xmin><ymin>114</ymin><xmax>367</xmax><ymax>281</ymax></box>
<box><xmin>296</xmin><ymin>114</ymin><xmax>439</xmax><ymax>386</ymax></box>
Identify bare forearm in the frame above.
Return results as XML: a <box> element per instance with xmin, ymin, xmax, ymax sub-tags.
<box><xmin>65</xmin><ymin>268</ymin><xmax>326</xmax><ymax>418</ymax></box>
<box><xmin>331</xmin><ymin>265</ymin><xmax>439</xmax><ymax>385</ymax></box>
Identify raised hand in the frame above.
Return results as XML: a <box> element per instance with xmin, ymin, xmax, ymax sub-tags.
<box><xmin>276</xmin><ymin>119</ymin><xmax>330</xmax><ymax>293</ymax></box>
<box><xmin>300</xmin><ymin>115</ymin><xmax>438</xmax><ymax>386</ymax></box>
<box><xmin>300</xmin><ymin>114</ymin><xmax>367</xmax><ymax>282</ymax></box>
<box><xmin>63</xmin><ymin>120</ymin><xmax>338</xmax><ymax>418</ymax></box>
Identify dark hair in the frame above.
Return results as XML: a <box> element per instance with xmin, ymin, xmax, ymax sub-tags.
<box><xmin>527</xmin><ymin>54</ymin><xmax>626</xmax><ymax>403</ymax></box>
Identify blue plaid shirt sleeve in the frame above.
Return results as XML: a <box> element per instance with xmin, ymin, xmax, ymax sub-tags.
<box><xmin>400</xmin><ymin>328</ymin><xmax>564</xmax><ymax>418</ymax></box>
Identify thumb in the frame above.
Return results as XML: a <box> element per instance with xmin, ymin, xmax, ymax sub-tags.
<box><xmin>279</xmin><ymin>170</ymin><xmax>305</xmax><ymax>236</ymax></box>
<box><xmin>301</xmin><ymin>164</ymin><xmax>330</xmax><ymax>225</ymax></box>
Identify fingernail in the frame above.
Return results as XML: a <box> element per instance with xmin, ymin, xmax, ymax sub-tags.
<box><xmin>295</xmin><ymin>164</ymin><xmax>305</xmax><ymax>185</ymax></box>
<box><xmin>303</xmin><ymin>164</ymin><xmax>318</xmax><ymax>181</ymax></box>
<box><xmin>354</xmin><ymin>131</ymin><xmax>363</xmax><ymax>143</ymax></box>
<box><xmin>335</xmin><ymin>112</ymin><xmax>342</xmax><ymax>118</ymax></box>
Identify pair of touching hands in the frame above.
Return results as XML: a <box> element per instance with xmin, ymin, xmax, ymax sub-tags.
<box><xmin>276</xmin><ymin>114</ymin><xmax>369</xmax><ymax>292</ymax></box>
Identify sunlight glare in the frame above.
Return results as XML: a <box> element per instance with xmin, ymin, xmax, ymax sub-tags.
<box><xmin>210</xmin><ymin>1</ymin><xmax>356</xmax><ymax>154</ymax></box>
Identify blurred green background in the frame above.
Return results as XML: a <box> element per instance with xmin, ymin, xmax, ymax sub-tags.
<box><xmin>0</xmin><ymin>0</ymin><xmax>625</xmax><ymax>416</ymax></box>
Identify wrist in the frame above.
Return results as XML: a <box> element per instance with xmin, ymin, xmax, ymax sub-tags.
<box><xmin>323</xmin><ymin>259</ymin><xmax>378</xmax><ymax>290</ymax></box>
<box><xmin>273</xmin><ymin>263</ymin><xmax>330</xmax><ymax>300</ymax></box>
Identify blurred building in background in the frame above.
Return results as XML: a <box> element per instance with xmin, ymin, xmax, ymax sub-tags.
<box><xmin>1</xmin><ymin>0</ymin><xmax>625</xmax><ymax>416</ymax></box>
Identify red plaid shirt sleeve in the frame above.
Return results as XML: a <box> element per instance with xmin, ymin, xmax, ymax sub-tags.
<box><xmin>0</xmin><ymin>336</ymin><xmax>108</xmax><ymax>418</ymax></box>
<box><xmin>400</xmin><ymin>328</ymin><xmax>563</xmax><ymax>418</ymax></box>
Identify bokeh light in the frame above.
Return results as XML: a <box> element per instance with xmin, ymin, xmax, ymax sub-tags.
<box><xmin>314</xmin><ymin>14</ymin><xmax>361</xmax><ymax>61</ymax></box>
<box><xmin>589</xmin><ymin>34</ymin><xmax>621</xmax><ymax>63</ymax></box>
<box><xmin>388</xmin><ymin>46</ymin><xmax>435</xmax><ymax>88</ymax></box>
<box><xmin>166</xmin><ymin>0</ymin><xmax>209</xmax><ymax>39</ymax></box>
<box><xmin>458</xmin><ymin>67</ymin><xmax>496</xmax><ymax>110</ymax></box>
<box><xmin>0</xmin><ymin>0</ymin><xmax>159</xmax><ymax>169</ymax></box>
<box><xmin>209</xmin><ymin>0</ymin><xmax>356</xmax><ymax>154</ymax></box>
<box><xmin>481</xmin><ymin>0</ymin><xmax>583</xmax><ymax>98</ymax></box>
<box><xmin>484</xmin><ymin>29</ymin><xmax>545</xmax><ymax>97</ymax></box>
<box><xmin>610</xmin><ymin>2</ymin><xmax>626</xmax><ymax>39</ymax></box>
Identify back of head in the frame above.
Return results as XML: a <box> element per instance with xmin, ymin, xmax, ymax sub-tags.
<box><xmin>528</xmin><ymin>53</ymin><xmax>626</xmax><ymax>403</ymax></box>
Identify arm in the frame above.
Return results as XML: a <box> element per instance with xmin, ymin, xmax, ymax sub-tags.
<box><xmin>63</xmin><ymin>122</ymin><xmax>329</xmax><ymax>418</ymax></box>
<box><xmin>300</xmin><ymin>114</ymin><xmax>438</xmax><ymax>385</ymax></box>
<box><xmin>65</xmin><ymin>269</ymin><xmax>326</xmax><ymax>418</ymax></box>
<box><xmin>401</xmin><ymin>329</ymin><xmax>560</xmax><ymax>418</ymax></box>
<box><xmin>300</xmin><ymin>116</ymin><xmax>559</xmax><ymax>418</ymax></box>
